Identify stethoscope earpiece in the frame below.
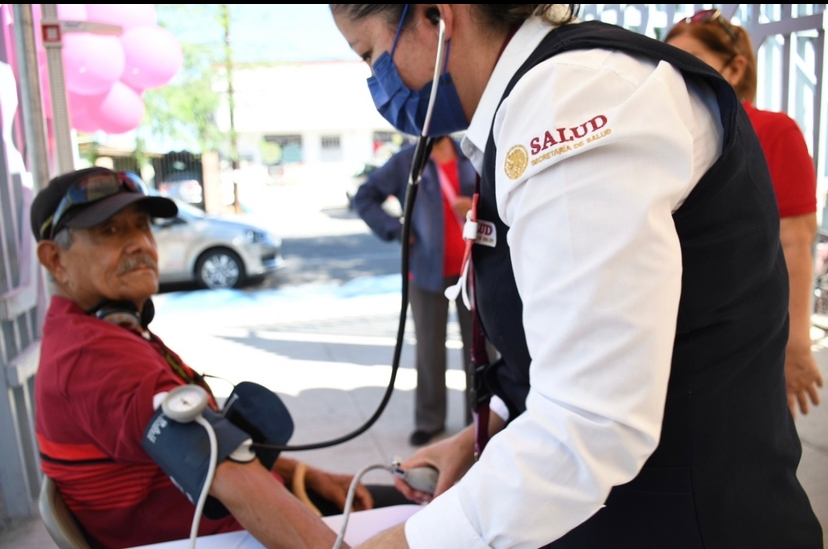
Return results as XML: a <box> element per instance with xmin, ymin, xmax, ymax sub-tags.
<box><xmin>427</xmin><ymin>8</ymin><xmax>441</xmax><ymax>25</ymax></box>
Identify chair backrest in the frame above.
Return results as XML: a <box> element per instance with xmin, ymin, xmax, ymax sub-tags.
<box><xmin>38</xmin><ymin>476</ymin><xmax>92</xmax><ymax>549</ymax></box>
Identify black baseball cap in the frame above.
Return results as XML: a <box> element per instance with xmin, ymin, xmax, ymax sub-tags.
<box><xmin>30</xmin><ymin>167</ymin><xmax>178</xmax><ymax>242</ymax></box>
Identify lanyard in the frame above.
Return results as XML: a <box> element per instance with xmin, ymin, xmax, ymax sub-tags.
<box><xmin>435</xmin><ymin>163</ymin><xmax>466</xmax><ymax>230</ymax></box>
<box><xmin>448</xmin><ymin>179</ymin><xmax>493</xmax><ymax>459</ymax></box>
<box><xmin>470</xmin><ymin>273</ymin><xmax>491</xmax><ymax>460</ymax></box>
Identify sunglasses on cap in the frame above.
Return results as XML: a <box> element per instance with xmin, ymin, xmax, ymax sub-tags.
<box><xmin>41</xmin><ymin>171</ymin><xmax>148</xmax><ymax>240</ymax></box>
<box><xmin>683</xmin><ymin>8</ymin><xmax>738</xmax><ymax>42</ymax></box>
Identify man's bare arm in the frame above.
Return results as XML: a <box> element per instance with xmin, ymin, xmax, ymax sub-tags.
<box><xmin>211</xmin><ymin>459</ymin><xmax>343</xmax><ymax>549</ymax></box>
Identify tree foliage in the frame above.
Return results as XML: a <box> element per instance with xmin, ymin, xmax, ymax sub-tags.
<box><xmin>142</xmin><ymin>5</ymin><xmax>225</xmax><ymax>153</ymax></box>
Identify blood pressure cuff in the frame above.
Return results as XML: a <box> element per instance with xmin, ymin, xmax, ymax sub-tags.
<box><xmin>221</xmin><ymin>381</ymin><xmax>294</xmax><ymax>470</ymax></box>
<box><xmin>142</xmin><ymin>407</ymin><xmax>251</xmax><ymax>519</ymax></box>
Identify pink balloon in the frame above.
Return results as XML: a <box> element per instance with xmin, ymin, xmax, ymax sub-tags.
<box><xmin>84</xmin><ymin>4</ymin><xmax>156</xmax><ymax>32</ymax></box>
<box><xmin>68</xmin><ymin>91</ymin><xmax>103</xmax><ymax>133</ymax></box>
<box><xmin>57</xmin><ymin>4</ymin><xmax>87</xmax><ymax>21</ymax></box>
<box><xmin>88</xmin><ymin>81</ymin><xmax>144</xmax><ymax>134</ymax></box>
<box><xmin>62</xmin><ymin>33</ymin><xmax>125</xmax><ymax>96</ymax></box>
<box><xmin>120</xmin><ymin>26</ymin><xmax>183</xmax><ymax>91</ymax></box>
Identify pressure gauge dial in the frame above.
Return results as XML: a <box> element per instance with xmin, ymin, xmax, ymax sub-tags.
<box><xmin>162</xmin><ymin>385</ymin><xmax>209</xmax><ymax>423</ymax></box>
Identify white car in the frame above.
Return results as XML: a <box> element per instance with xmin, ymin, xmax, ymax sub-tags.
<box><xmin>152</xmin><ymin>200</ymin><xmax>283</xmax><ymax>289</ymax></box>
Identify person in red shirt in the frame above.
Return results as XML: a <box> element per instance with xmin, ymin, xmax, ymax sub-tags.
<box><xmin>30</xmin><ymin>167</ymin><xmax>384</xmax><ymax>549</ymax></box>
<box><xmin>667</xmin><ymin>10</ymin><xmax>824</xmax><ymax>417</ymax></box>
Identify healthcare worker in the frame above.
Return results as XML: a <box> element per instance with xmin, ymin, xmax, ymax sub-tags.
<box><xmin>331</xmin><ymin>4</ymin><xmax>822</xmax><ymax>549</ymax></box>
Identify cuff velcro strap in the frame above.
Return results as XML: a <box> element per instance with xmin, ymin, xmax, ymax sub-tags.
<box><xmin>143</xmin><ymin>407</ymin><xmax>252</xmax><ymax>519</ymax></box>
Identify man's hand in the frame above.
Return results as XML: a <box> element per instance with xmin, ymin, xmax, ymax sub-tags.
<box><xmin>785</xmin><ymin>345</ymin><xmax>824</xmax><ymax>417</ymax></box>
<box><xmin>305</xmin><ymin>466</ymin><xmax>374</xmax><ymax>512</ymax></box>
<box><xmin>274</xmin><ymin>457</ymin><xmax>374</xmax><ymax>513</ymax></box>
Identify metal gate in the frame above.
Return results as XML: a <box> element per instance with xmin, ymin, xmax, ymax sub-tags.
<box><xmin>582</xmin><ymin>4</ymin><xmax>827</xmax><ymax>215</ymax></box>
<box><xmin>0</xmin><ymin>6</ymin><xmax>44</xmax><ymax>531</ymax></box>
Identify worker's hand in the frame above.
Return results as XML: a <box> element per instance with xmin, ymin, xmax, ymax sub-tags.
<box><xmin>785</xmin><ymin>346</ymin><xmax>823</xmax><ymax>417</ymax></box>
<box><xmin>395</xmin><ymin>426</ymin><xmax>476</xmax><ymax>503</ymax></box>
<box><xmin>305</xmin><ymin>466</ymin><xmax>374</xmax><ymax>512</ymax></box>
<box><xmin>453</xmin><ymin>196</ymin><xmax>473</xmax><ymax>220</ymax></box>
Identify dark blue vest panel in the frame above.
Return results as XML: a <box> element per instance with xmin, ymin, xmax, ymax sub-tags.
<box><xmin>473</xmin><ymin>21</ymin><xmax>822</xmax><ymax>548</ymax></box>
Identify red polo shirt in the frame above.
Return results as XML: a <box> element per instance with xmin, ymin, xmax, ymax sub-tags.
<box><xmin>743</xmin><ymin>101</ymin><xmax>816</xmax><ymax>218</ymax></box>
<box><xmin>36</xmin><ymin>296</ymin><xmax>242</xmax><ymax>549</ymax></box>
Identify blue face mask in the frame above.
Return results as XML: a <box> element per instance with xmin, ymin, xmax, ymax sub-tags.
<box><xmin>366</xmin><ymin>6</ymin><xmax>468</xmax><ymax>137</ymax></box>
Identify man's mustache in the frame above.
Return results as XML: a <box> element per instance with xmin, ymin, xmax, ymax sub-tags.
<box><xmin>118</xmin><ymin>256</ymin><xmax>157</xmax><ymax>275</ymax></box>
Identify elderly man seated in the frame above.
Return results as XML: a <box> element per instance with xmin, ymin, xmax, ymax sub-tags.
<box><xmin>31</xmin><ymin>168</ymin><xmax>405</xmax><ymax>549</ymax></box>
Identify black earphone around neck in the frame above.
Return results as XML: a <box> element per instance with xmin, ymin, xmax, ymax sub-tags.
<box><xmin>87</xmin><ymin>299</ymin><xmax>155</xmax><ymax>330</ymax></box>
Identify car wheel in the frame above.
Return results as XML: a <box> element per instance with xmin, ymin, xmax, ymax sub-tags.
<box><xmin>195</xmin><ymin>248</ymin><xmax>246</xmax><ymax>289</ymax></box>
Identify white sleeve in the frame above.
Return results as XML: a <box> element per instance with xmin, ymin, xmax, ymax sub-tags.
<box><xmin>489</xmin><ymin>395</ymin><xmax>509</xmax><ymax>422</ymax></box>
<box><xmin>406</xmin><ymin>51</ymin><xmax>716</xmax><ymax>549</ymax></box>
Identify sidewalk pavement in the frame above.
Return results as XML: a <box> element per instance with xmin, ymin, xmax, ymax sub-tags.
<box><xmin>2</xmin><ymin>274</ymin><xmax>827</xmax><ymax>548</ymax></box>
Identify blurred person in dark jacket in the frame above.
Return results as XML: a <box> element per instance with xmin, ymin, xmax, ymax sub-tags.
<box><xmin>354</xmin><ymin>136</ymin><xmax>476</xmax><ymax>446</ymax></box>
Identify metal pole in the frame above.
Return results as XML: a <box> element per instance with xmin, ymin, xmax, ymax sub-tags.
<box><xmin>221</xmin><ymin>4</ymin><xmax>241</xmax><ymax>214</ymax></box>
<box><xmin>780</xmin><ymin>4</ymin><xmax>792</xmax><ymax>114</ymax></box>
<box><xmin>41</xmin><ymin>3</ymin><xmax>74</xmax><ymax>176</ymax></box>
<box><xmin>816</xmin><ymin>12</ymin><xmax>827</xmax><ymax>230</ymax></box>
<box><xmin>11</xmin><ymin>4</ymin><xmax>50</xmax><ymax>191</ymax></box>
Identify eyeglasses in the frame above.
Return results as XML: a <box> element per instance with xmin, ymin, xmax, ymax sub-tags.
<box><xmin>684</xmin><ymin>8</ymin><xmax>738</xmax><ymax>42</ymax></box>
<box><xmin>42</xmin><ymin>171</ymin><xmax>146</xmax><ymax>239</ymax></box>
